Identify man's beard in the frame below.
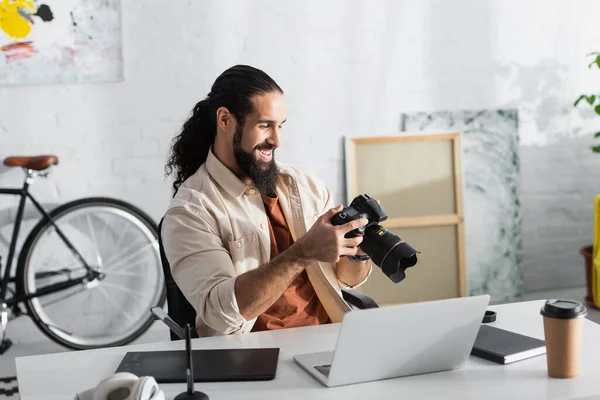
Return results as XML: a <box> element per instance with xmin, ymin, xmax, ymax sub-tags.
<box><xmin>233</xmin><ymin>124</ymin><xmax>279</xmax><ymax>197</ymax></box>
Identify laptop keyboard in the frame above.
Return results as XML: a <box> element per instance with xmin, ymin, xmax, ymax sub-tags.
<box><xmin>314</xmin><ymin>364</ymin><xmax>332</xmax><ymax>378</ymax></box>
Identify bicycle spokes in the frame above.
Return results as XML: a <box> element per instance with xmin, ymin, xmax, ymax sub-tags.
<box><xmin>18</xmin><ymin>199</ymin><xmax>165</xmax><ymax>349</ymax></box>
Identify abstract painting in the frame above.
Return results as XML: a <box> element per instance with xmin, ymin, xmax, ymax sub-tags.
<box><xmin>0</xmin><ymin>0</ymin><xmax>122</xmax><ymax>85</ymax></box>
<box><xmin>403</xmin><ymin>109</ymin><xmax>523</xmax><ymax>303</ymax></box>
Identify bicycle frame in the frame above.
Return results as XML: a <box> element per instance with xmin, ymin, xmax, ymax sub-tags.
<box><xmin>0</xmin><ymin>170</ymin><xmax>99</xmax><ymax>307</ymax></box>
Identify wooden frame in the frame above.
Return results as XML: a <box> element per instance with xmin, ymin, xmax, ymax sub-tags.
<box><xmin>345</xmin><ymin>133</ymin><xmax>467</xmax><ymax>305</ymax></box>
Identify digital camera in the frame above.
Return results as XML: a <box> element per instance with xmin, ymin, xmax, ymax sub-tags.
<box><xmin>330</xmin><ymin>194</ymin><xmax>419</xmax><ymax>283</ymax></box>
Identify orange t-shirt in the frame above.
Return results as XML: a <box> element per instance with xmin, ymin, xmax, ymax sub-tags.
<box><xmin>251</xmin><ymin>195</ymin><xmax>330</xmax><ymax>332</ymax></box>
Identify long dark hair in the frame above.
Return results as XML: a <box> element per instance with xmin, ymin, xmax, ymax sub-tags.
<box><xmin>165</xmin><ymin>65</ymin><xmax>283</xmax><ymax>194</ymax></box>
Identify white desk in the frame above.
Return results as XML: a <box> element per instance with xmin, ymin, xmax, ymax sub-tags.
<box><xmin>15</xmin><ymin>300</ymin><xmax>600</xmax><ymax>400</ymax></box>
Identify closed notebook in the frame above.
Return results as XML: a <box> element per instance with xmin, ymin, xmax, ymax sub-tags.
<box><xmin>471</xmin><ymin>325</ymin><xmax>546</xmax><ymax>364</ymax></box>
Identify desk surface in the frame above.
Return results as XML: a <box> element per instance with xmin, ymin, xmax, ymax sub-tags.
<box><xmin>15</xmin><ymin>299</ymin><xmax>600</xmax><ymax>400</ymax></box>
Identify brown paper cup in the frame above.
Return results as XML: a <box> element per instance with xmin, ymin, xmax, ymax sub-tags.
<box><xmin>542</xmin><ymin>313</ymin><xmax>584</xmax><ymax>378</ymax></box>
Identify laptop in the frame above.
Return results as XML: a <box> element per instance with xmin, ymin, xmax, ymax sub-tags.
<box><xmin>293</xmin><ymin>294</ymin><xmax>490</xmax><ymax>387</ymax></box>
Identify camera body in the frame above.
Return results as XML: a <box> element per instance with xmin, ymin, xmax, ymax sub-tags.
<box><xmin>330</xmin><ymin>194</ymin><xmax>419</xmax><ymax>283</ymax></box>
<box><xmin>329</xmin><ymin>194</ymin><xmax>385</xmax><ymax>238</ymax></box>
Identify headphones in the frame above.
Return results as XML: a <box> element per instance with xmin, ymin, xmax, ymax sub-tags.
<box><xmin>75</xmin><ymin>372</ymin><xmax>165</xmax><ymax>400</ymax></box>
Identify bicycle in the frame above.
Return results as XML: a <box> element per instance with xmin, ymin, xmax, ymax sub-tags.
<box><xmin>0</xmin><ymin>155</ymin><xmax>166</xmax><ymax>352</ymax></box>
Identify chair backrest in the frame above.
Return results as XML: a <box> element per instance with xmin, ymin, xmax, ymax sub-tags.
<box><xmin>158</xmin><ymin>218</ymin><xmax>199</xmax><ymax>341</ymax></box>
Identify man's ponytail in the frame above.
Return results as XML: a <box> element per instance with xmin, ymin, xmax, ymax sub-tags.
<box><xmin>165</xmin><ymin>99</ymin><xmax>215</xmax><ymax>193</ymax></box>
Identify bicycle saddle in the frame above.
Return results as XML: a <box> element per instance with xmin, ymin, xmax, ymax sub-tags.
<box><xmin>3</xmin><ymin>155</ymin><xmax>59</xmax><ymax>170</ymax></box>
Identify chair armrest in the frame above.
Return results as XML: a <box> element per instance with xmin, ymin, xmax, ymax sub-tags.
<box><xmin>341</xmin><ymin>289</ymin><xmax>379</xmax><ymax>309</ymax></box>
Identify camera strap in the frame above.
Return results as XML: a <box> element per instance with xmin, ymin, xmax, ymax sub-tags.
<box><xmin>347</xmin><ymin>254</ymin><xmax>370</xmax><ymax>262</ymax></box>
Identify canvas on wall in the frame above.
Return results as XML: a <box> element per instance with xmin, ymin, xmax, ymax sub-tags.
<box><xmin>345</xmin><ymin>134</ymin><xmax>467</xmax><ymax>306</ymax></box>
<box><xmin>403</xmin><ymin>109</ymin><xmax>522</xmax><ymax>303</ymax></box>
<box><xmin>0</xmin><ymin>0</ymin><xmax>122</xmax><ymax>85</ymax></box>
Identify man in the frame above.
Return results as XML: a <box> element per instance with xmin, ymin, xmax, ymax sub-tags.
<box><xmin>162</xmin><ymin>65</ymin><xmax>372</xmax><ymax>337</ymax></box>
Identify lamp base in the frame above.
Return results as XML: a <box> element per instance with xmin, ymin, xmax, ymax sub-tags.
<box><xmin>174</xmin><ymin>391</ymin><xmax>209</xmax><ymax>400</ymax></box>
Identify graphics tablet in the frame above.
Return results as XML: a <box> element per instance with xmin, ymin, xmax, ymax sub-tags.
<box><xmin>115</xmin><ymin>348</ymin><xmax>279</xmax><ymax>383</ymax></box>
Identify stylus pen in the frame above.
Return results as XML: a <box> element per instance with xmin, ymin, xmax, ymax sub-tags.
<box><xmin>186</xmin><ymin>324</ymin><xmax>194</xmax><ymax>394</ymax></box>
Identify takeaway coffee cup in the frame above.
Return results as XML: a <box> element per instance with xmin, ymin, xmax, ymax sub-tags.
<box><xmin>540</xmin><ymin>299</ymin><xmax>587</xmax><ymax>378</ymax></box>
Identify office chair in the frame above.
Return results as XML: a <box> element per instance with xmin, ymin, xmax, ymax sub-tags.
<box><xmin>157</xmin><ymin>218</ymin><xmax>378</xmax><ymax>341</ymax></box>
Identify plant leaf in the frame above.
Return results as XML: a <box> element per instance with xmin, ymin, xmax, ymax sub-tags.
<box><xmin>594</xmin><ymin>131</ymin><xmax>600</xmax><ymax>138</ymax></box>
<box><xmin>587</xmin><ymin>52</ymin><xmax>600</xmax><ymax>56</ymax></box>
<box><xmin>590</xmin><ymin>55</ymin><xmax>600</xmax><ymax>69</ymax></box>
<box><xmin>574</xmin><ymin>95</ymin><xmax>586</xmax><ymax>107</ymax></box>
<box><xmin>586</xmin><ymin>95</ymin><xmax>597</xmax><ymax>105</ymax></box>
<box><xmin>592</xmin><ymin>145</ymin><xmax>600</xmax><ymax>153</ymax></box>
<box><xmin>596</xmin><ymin>104</ymin><xmax>600</xmax><ymax>115</ymax></box>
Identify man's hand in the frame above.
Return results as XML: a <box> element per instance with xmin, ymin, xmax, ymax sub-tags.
<box><xmin>356</xmin><ymin>198</ymin><xmax>381</xmax><ymax>256</ymax></box>
<box><xmin>295</xmin><ymin>205</ymin><xmax>368</xmax><ymax>264</ymax></box>
<box><xmin>335</xmin><ymin>198</ymin><xmax>380</xmax><ymax>286</ymax></box>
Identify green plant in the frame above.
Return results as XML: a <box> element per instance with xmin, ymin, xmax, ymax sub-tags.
<box><xmin>574</xmin><ymin>52</ymin><xmax>600</xmax><ymax>153</ymax></box>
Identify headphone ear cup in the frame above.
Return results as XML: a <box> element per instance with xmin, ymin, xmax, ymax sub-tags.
<box><xmin>130</xmin><ymin>376</ymin><xmax>163</xmax><ymax>400</ymax></box>
<box><xmin>92</xmin><ymin>372</ymin><xmax>138</xmax><ymax>400</ymax></box>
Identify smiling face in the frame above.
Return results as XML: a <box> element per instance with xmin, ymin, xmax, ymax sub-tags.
<box><xmin>232</xmin><ymin>91</ymin><xmax>287</xmax><ymax>196</ymax></box>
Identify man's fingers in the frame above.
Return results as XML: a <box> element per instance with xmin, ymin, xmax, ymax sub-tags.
<box><xmin>340</xmin><ymin>246</ymin><xmax>359</xmax><ymax>256</ymax></box>
<box><xmin>343</xmin><ymin>236</ymin><xmax>363</xmax><ymax>248</ymax></box>
<box><xmin>340</xmin><ymin>218</ymin><xmax>369</xmax><ymax>233</ymax></box>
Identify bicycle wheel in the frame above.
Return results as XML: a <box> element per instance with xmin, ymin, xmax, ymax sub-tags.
<box><xmin>16</xmin><ymin>197</ymin><xmax>166</xmax><ymax>350</ymax></box>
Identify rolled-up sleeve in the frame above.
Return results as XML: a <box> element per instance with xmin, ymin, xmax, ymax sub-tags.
<box><xmin>161</xmin><ymin>204</ymin><xmax>255</xmax><ymax>335</ymax></box>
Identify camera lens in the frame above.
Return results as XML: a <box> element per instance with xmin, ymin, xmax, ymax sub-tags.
<box><xmin>360</xmin><ymin>225</ymin><xmax>419</xmax><ymax>283</ymax></box>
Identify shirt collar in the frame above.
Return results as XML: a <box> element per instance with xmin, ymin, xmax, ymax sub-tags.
<box><xmin>205</xmin><ymin>148</ymin><xmax>250</xmax><ymax>198</ymax></box>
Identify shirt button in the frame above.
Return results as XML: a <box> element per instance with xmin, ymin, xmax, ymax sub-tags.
<box><xmin>313</xmin><ymin>215</ymin><xmax>318</xmax><ymax>222</ymax></box>
<box><xmin>260</xmin><ymin>223</ymin><xmax>265</xmax><ymax>230</ymax></box>
<box><xmin>237</xmin><ymin>241</ymin><xmax>242</xmax><ymax>248</ymax></box>
<box><xmin>247</xmin><ymin>188</ymin><xmax>256</xmax><ymax>195</ymax></box>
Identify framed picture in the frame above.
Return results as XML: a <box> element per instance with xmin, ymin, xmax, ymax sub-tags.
<box><xmin>0</xmin><ymin>0</ymin><xmax>122</xmax><ymax>85</ymax></box>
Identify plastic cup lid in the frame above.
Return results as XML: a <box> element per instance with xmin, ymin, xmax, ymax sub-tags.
<box><xmin>540</xmin><ymin>299</ymin><xmax>588</xmax><ymax>319</ymax></box>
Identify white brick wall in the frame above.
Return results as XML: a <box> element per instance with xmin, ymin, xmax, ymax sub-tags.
<box><xmin>1</xmin><ymin>0</ymin><xmax>600</xmax><ymax>292</ymax></box>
